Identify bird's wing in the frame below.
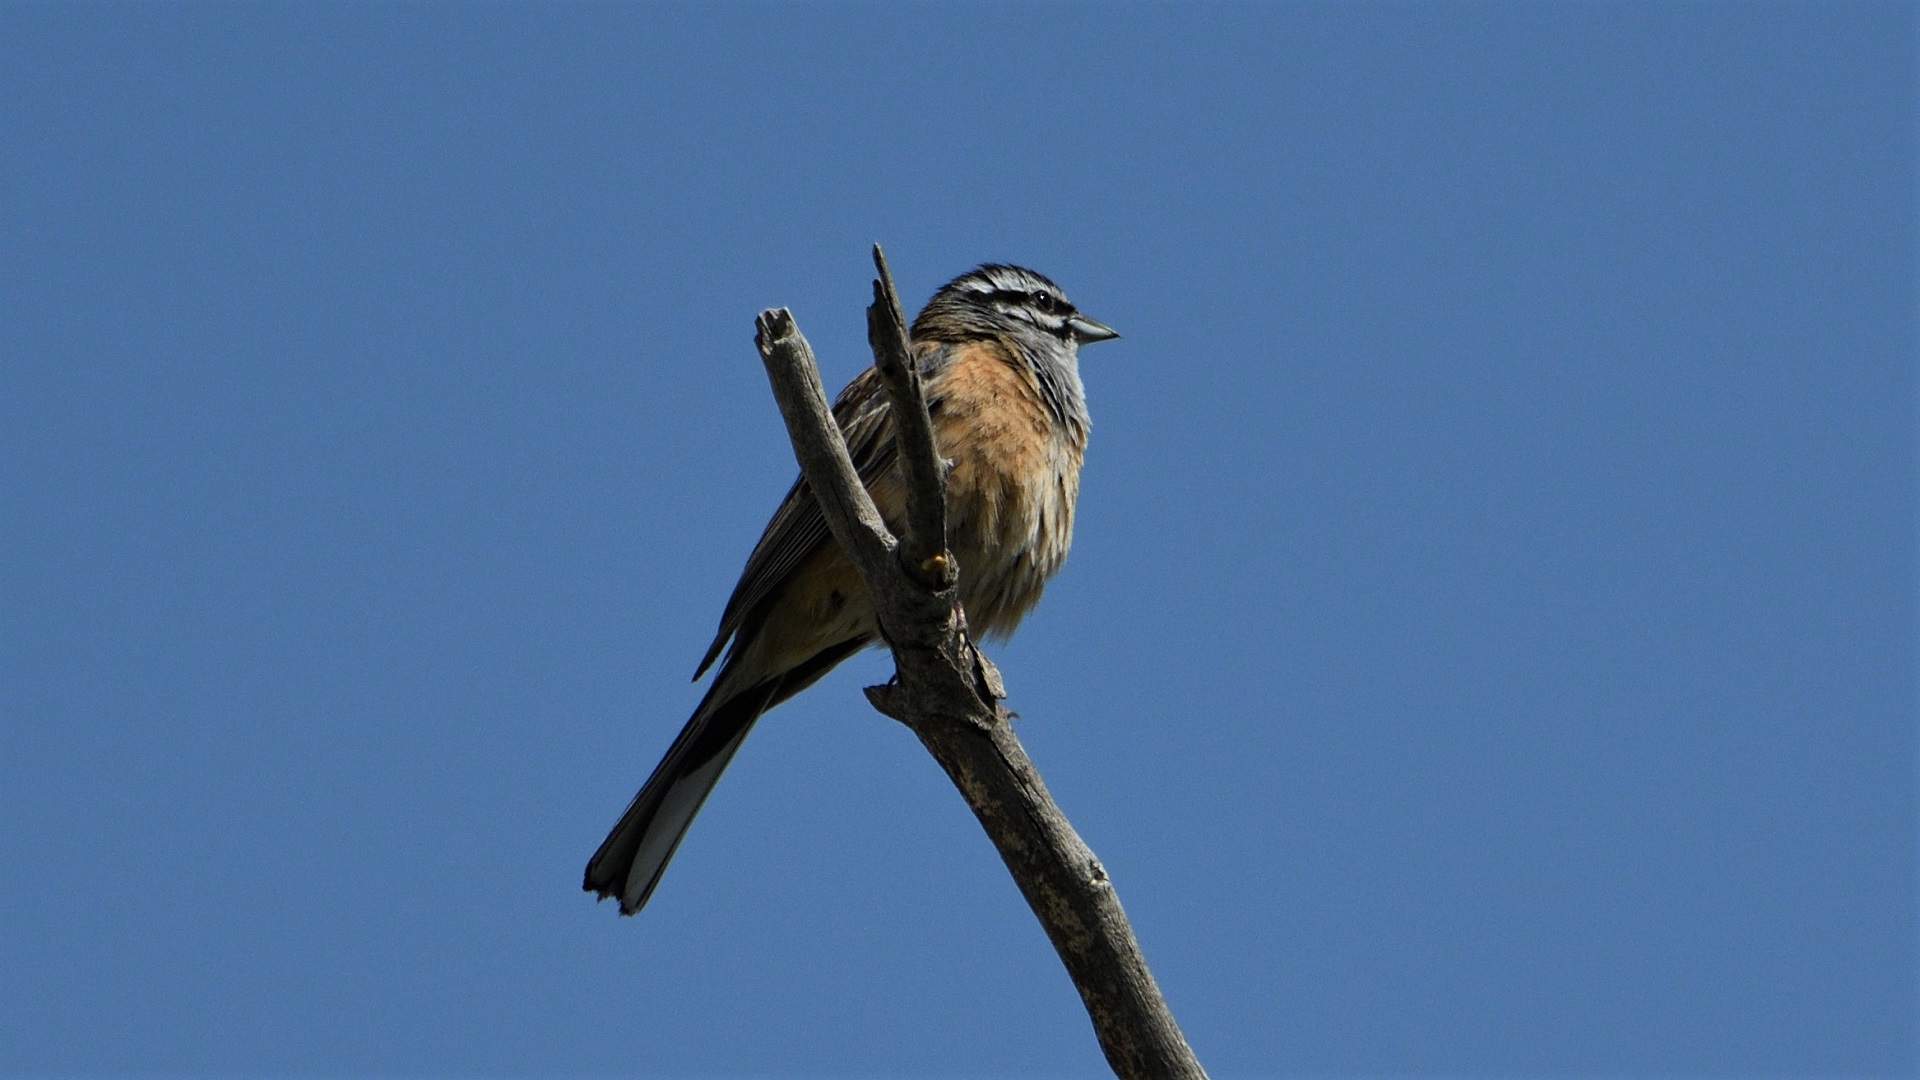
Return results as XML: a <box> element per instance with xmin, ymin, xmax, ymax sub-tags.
<box><xmin>693</xmin><ymin>362</ymin><xmax>907</xmax><ymax>679</ymax></box>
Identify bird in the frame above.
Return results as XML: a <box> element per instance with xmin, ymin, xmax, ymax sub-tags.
<box><xmin>584</xmin><ymin>263</ymin><xmax>1119</xmax><ymax>915</ymax></box>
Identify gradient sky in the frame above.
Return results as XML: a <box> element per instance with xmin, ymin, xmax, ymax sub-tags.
<box><xmin>3</xmin><ymin>3</ymin><xmax>1913</xmax><ymax>1077</ymax></box>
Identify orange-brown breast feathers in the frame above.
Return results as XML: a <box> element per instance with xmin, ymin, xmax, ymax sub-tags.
<box><xmin>927</xmin><ymin>340</ymin><xmax>1085</xmax><ymax>638</ymax></box>
<box><xmin>703</xmin><ymin>339</ymin><xmax>1086</xmax><ymax>683</ymax></box>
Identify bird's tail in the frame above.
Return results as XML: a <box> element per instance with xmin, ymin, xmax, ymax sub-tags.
<box><xmin>583</xmin><ymin>674</ymin><xmax>777</xmax><ymax>915</ymax></box>
<box><xmin>583</xmin><ymin>638</ymin><xmax>868</xmax><ymax>915</ymax></box>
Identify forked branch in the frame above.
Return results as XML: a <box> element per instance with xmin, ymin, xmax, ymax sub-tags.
<box><xmin>751</xmin><ymin>247</ymin><xmax>1207</xmax><ymax>1080</ymax></box>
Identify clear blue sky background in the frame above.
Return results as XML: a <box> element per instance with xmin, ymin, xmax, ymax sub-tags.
<box><xmin>2</xmin><ymin>3</ymin><xmax>1912</xmax><ymax>1077</ymax></box>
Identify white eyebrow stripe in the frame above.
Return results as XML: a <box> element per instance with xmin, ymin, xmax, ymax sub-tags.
<box><xmin>943</xmin><ymin>266</ymin><xmax>1073</xmax><ymax>312</ymax></box>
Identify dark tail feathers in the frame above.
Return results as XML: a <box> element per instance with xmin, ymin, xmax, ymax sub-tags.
<box><xmin>583</xmin><ymin>637</ymin><xmax>869</xmax><ymax>915</ymax></box>
<box><xmin>583</xmin><ymin>678</ymin><xmax>777</xmax><ymax>915</ymax></box>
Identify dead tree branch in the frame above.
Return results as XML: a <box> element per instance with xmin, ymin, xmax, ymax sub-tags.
<box><xmin>748</xmin><ymin>246</ymin><xmax>1207</xmax><ymax>1080</ymax></box>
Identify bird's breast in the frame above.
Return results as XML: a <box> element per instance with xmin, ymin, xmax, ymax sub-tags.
<box><xmin>922</xmin><ymin>341</ymin><xmax>1086</xmax><ymax>639</ymax></box>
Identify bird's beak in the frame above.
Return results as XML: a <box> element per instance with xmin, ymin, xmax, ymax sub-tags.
<box><xmin>1068</xmin><ymin>314</ymin><xmax>1120</xmax><ymax>344</ymax></box>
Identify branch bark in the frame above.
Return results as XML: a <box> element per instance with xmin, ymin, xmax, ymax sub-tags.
<box><xmin>864</xmin><ymin>245</ymin><xmax>953</xmax><ymax>591</ymax></box>
<box><xmin>749</xmin><ymin>247</ymin><xmax>1208</xmax><ymax>1080</ymax></box>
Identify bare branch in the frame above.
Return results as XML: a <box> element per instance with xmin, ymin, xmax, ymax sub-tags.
<box><xmin>864</xmin><ymin>680</ymin><xmax>1208</xmax><ymax>1079</ymax></box>
<box><xmin>865</xmin><ymin>244</ymin><xmax>953</xmax><ymax>590</ymax></box>
<box><xmin>753</xmin><ymin>262</ymin><xmax>1208</xmax><ymax>1080</ymax></box>
<box><xmin>752</xmin><ymin>307</ymin><xmax>895</xmax><ymax>580</ymax></box>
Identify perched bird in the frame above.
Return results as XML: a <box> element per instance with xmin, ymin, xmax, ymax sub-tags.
<box><xmin>585</xmin><ymin>264</ymin><xmax>1119</xmax><ymax>915</ymax></box>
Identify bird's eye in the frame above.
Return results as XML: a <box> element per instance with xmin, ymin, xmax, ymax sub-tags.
<box><xmin>1031</xmin><ymin>291</ymin><xmax>1058</xmax><ymax>314</ymax></box>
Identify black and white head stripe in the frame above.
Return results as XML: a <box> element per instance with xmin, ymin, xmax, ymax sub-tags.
<box><xmin>957</xmin><ymin>264</ymin><xmax>1075</xmax><ymax>328</ymax></box>
<box><xmin>917</xmin><ymin>264</ymin><xmax>1118</xmax><ymax>348</ymax></box>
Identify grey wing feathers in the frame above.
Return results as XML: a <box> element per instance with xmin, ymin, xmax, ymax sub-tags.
<box><xmin>692</xmin><ymin>364</ymin><xmax>901</xmax><ymax>679</ymax></box>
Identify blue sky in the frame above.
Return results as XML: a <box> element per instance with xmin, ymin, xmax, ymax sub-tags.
<box><xmin>2</xmin><ymin>3</ymin><xmax>1912</xmax><ymax>1077</ymax></box>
